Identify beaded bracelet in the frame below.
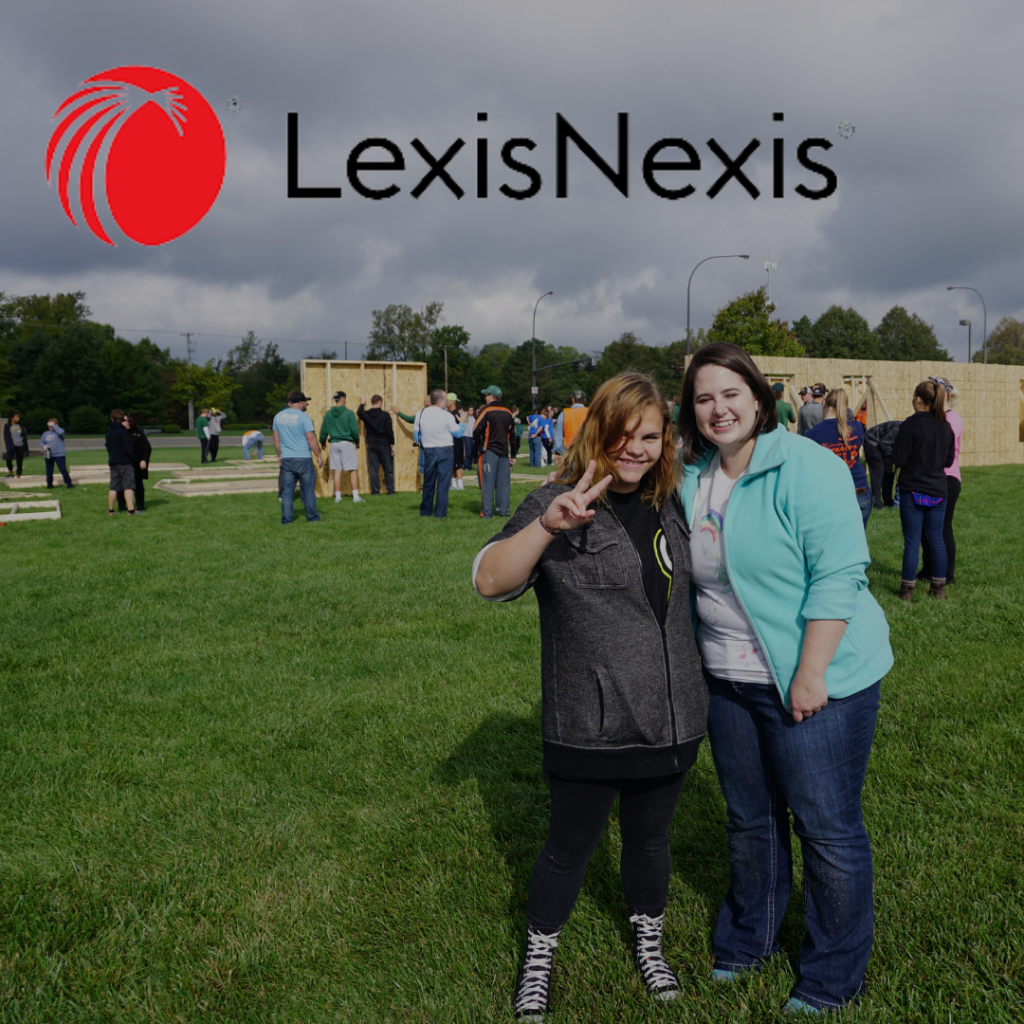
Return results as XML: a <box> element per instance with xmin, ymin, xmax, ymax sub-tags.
<box><xmin>536</xmin><ymin>514</ymin><xmax>562</xmax><ymax>537</ymax></box>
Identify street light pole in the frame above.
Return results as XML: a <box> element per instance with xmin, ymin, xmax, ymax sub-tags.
<box><xmin>686</xmin><ymin>255</ymin><xmax>751</xmax><ymax>357</ymax></box>
<box><xmin>959</xmin><ymin>319</ymin><xmax>971</xmax><ymax>363</ymax></box>
<box><xmin>532</xmin><ymin>290</ymin><xmax>553</xmax><ymax>409</ymax></box>
<box><xmin>947</xmin><ymin>286</ymin><xmax>987</xmax><ymax>363</ymax></box>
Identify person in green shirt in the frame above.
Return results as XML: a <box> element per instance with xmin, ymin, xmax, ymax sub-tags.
<box><xmin>773</xmin><ymin>383</ymin><xmax>796</xmax><ymax>430</ymax></box>
<box><xmin>319</xmin><ymin>391</ymin><xmax>362</xmax><ymax>502</ymax></box>
<box><xmin>195</xmin><ymin>408</ymin><xmax>211</xmax><ymax>462</ymax></box>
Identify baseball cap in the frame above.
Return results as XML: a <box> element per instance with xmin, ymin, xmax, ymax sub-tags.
<box><xmin>333</xmin><ymin>390</ymin><xmax>346</xmax><ymax>401</ymax></box>
<box><xmin>772</xmin><ymin>382</ymin><xmax>784</xmax><ymax>393</ymax></box>
<box><xmin>798</xmin><ymin>386</ymin><xmax>810</xmax><ymax>396</ymax></box>
<box><xmin>288</xmin><ymin>390</ymin><xmax>312</xmax><ymax>403</ymax></box>
<box><xmin>811</xmin><ymin>385</ymin><xmax>827</xmax><ymax>398</ymax></box>
<box><xmin>569</xmin><ymin>389</ymin><xmax>586</xmax><ymax>403</ymax></box>
<box><xmin>446</xmin><ymin>392</ymin><xmax>459</xmax><ymax>401</ymax></box>
<box><xmin>481</xmin><ymin>385</ymin><xmax>502</xmax><ymax>397</ymax></box>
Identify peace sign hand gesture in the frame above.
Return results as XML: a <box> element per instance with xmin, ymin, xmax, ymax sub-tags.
<box><xmin>540</xmin><ymin>460</ymin><xmax>613</xmax><ymax>533</ymax></box>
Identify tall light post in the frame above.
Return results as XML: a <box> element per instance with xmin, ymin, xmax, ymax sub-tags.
<box><xmin>532</xmin><ymin>290</ymin><xmax>553</xmax><ymax>409</ymax></box>
<box><xmin>947</xmin><ymin>286</ymin><xmax>987</xmax><ymax>363</ymax></box>
<box><xmin>959</xmin><ymin>319</ymin><xmax>972</xmax><ymax>363</ymax></box>
<box><xmin>687</xmin><ymin>255</ymin><xmax>750</xmax><ymax>357</ymax></box>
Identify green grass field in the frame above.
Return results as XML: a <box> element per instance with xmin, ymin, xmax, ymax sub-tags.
<box><xmin>1</xmin><ymin>465</ymin><xmax>1021</xmax><ymax>1022</ymax></box>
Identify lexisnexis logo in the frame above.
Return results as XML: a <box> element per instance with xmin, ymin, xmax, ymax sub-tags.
<box><xmin>47</xmin><ymin>66</ymin><xmax>226</xmax><ymax>246</ymax></box>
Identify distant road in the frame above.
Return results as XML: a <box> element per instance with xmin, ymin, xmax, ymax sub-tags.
<box><xmin>59</xmin><ymin>436</ymin><xmax>249</xmax><ymax>452</ymax></box>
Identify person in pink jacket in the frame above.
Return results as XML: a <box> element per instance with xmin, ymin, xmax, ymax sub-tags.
<box><xmin>918</xmin><ymin>377</ymin><xmax>963</xmax><ymax>585</ymax></box>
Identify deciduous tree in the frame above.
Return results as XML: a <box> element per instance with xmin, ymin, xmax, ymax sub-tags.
<box><xmin>807</xmin><ymin>306</ymin><xmax>880</xmax><ymax>359</ymax></box>
<box><xmin>708</xmin><ymin>288</ymin><xmax>804</xmax><ymax>356</ymax></box>
<box><xmin>366</xmin><ymin>301</ymin><xmax>444</xmax><ymax>362</ymax></box>
<box><xmin>875</xmin><ymin>306</ymin><xmax>949</xmax><ymax>361</ymax></box>
<box><xmin>975</xmin><ymin>316</ymin><xmax>1024</xmax><ymax>364</ymax></box>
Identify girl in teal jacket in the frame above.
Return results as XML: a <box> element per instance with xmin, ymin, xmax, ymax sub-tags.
<box><xmin>677</xmin><ymin>343</ymin><xmax>893</xmax><ymax>1016</ymax></box>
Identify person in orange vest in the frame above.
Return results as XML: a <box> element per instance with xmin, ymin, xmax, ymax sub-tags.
<box><xmin>554</xmin><ymin>390</ymin><xmax>588</xmax><ymax>459</ymax></box>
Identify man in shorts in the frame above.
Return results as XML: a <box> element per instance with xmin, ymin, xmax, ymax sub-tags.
<box><xmin>104</xmin><ymin>408</ymin><xmax>137</xmax><ymax>516</ymax></box>
<box><xmin>319</xmin><ymin>390</ymin><xmax>362</xmax><ymax>502</ymax></box>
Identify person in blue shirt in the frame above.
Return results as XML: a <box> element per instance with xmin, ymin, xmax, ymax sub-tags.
<box><xmin>805</xmin><ymin>389</ymin><xmax>871</xmax><ymax>526</ymax></box>
<box><xmin>539</xmin><ymin>407</ymin><xmax>555</xmax><ymax>466</ymax></box>
<box><xmin>40</xmin><ymin>417</ymin><xmax>74</xmax><ymax>488</ymax></box>
<box><xmin>526</xmin><ymin>410</ymin><xmax>544</xmax><ymax>467</ymax></box>
<box><xmin>272</xmin><ymin>391</ymin><xmax>324</xmax><ymax>524</ymax></box>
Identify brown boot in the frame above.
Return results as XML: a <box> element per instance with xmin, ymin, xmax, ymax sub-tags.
<box><xmin>929</xmin><ymin>578</ymin><xmax>947</xmax><ymax>600</ymax></box>
<box><xmin>898</xmin><ymin>579</ymin><xmax>915</xmax><ymax>602</ymax></box>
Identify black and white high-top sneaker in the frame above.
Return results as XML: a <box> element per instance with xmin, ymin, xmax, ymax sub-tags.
<box><xmin>513</xmin><ymin>925</ymin><xmax>561</xmax><ymax>1021</ymax></box>
<box><xmin>629</xmin><ymin>911</ymin><xmax>680</xmax><ymax>1001</ymax></box>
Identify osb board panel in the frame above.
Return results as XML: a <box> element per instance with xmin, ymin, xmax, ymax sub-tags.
<box><xmin>696</xmin><ymin>356</ymin><xmax>1024</xmax><ymax>468</ymax></box>
<box><xmin>301</xmin><ymin>361</ymin><xmax>428</xmax><ymax>496</ymax></box>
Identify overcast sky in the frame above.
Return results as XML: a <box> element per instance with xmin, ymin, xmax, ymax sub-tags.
<box><xmin>2</xmin><ymin>0</ymin><xmax>1021</xmax><ymax>366</ymax></box>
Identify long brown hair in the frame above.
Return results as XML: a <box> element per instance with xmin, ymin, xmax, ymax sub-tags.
<box><xmin>823</xmin><ymin>389</ymin><xmax>851</xmax><ymax>444</ymax></box>
<box><xmin>555</xmin><ymin>372</ymin><xmax>678</xmax><ymax>509</ymax></box>
<box><xmin>913</xmin><ymin>380</ymin><xmax>948</xmax><ymax>423</ymax></box>
<box><xmin>678</xmin><ymin>343</ymin><xmax>778</xmax><ymax>464</ymax></box>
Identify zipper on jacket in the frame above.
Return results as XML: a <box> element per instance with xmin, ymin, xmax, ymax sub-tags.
<box><xmin>604</xmin><ymin>504</ymin><xmax>680</xmax><ymax>753</ymax></box>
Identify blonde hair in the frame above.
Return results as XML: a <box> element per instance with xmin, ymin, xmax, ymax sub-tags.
<box><xmin>823</xmin><ymin>389</ymin><xmax>851</xmax><ymax>444</ymax></box>
<box><xmin>555</xmin><ymin>372</ymin><xmax>678</xmax><ymax>509</ymax></box>
<box><xmin>914</xmin><ymin>380</ymin><xmax>948</xmax><ymax>423</ymax></box>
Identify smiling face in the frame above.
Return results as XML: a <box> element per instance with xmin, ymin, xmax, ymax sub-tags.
<box><xmin>606</xmin><ymin>403</ymin><xmax>664</xmax><ymax>493</ymax></box>
<box><xmin>693</xmin><ymin>364</ymin><xmax>760</xmax><ymax>458</ymax></box>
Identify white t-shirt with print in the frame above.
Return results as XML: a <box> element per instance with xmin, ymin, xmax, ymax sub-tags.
<box><xmin>689</xmin><ymin>454</ymin><xmax>774</xmax><ymax>684</ymax></box>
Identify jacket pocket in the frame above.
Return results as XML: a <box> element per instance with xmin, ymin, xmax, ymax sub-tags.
<box><xmin>564</xmin><ymin>529</ymin><xmax>628</xmax><ymax>589</ymax></box>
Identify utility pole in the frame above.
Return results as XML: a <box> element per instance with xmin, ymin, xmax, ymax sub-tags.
<box><xmin>181</xmin><ymin>332</ymin><xmax>196</xmax><ymax>431</ymax></box>
<box><xmin>441</xmin><ymin>346</ymin><xmax>450</xmax><ymax>393</ymax></box>
<box><xmin>344</xmin><ymin>339</ymin><xmax>348</xmax><ymax>360</ymax></box>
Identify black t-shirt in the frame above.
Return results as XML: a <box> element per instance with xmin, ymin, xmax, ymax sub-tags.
<box><xmin>605</xmin><ymin>486</ymin><xmax>674</xmax><ymax>628</ymax></box>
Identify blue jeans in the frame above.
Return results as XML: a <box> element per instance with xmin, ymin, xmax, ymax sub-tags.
<box><xmin>243</xmin><ymin>439</ymin><xmax>263</xmax><ymax>460</ymax></box>
<box><xmin>462</xmin><ymin>439</ymin><xmax>475</xmax><ymax>471</ymax></box>
<box><xmin>45</xmin><ymin>456</ymin><xmax>73</xmax><ymax>487</ymax></box>
<box><xmin>899</xmin><ymin>497</ymin><xmax>946</xmax><ymax>580</ymax></box>
<box><xmin>279</xmin><ymin>457</ymin><xmax>319</xmax><ymax>523</ymax></box>
<box><xmin>420</xmin><ymin>446</ymin><xmax>454</xmax><ymax>518</ymax></box>
<box><xmin>706</xmin><ymin>675</ymin><xmax>881</xmax><ymax>1012</ymax></box>
<box><xmin>528</xmin><ymin>435</ymin><xmax>542</xmax><ymax>467</ymax></box>
<box><xmin>857</xmin><ymin>488</ymin><xmax>871</xmax><ymax>527</ymax></box>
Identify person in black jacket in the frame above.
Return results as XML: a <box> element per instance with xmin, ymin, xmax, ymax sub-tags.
<box><xmin>474</xmin><ymin>373</ymin><xmax>706</xmax><ymax>1019</ymax></box>
<box><xmin>105</xmin><ymin>408</ymin><xmax>137</xmax><ymax>515</ymax></box>
<box><xmin>116</xmin><ymin>414</ymin><xmax>153</xmax><ymax>512</ymax></box>
<box><xmin>892</xmin><ymin>381</ymin><xmax>955</xmax><ymax>601</ymax></box>
<box><xmin>863</xmin><ymin>419</ymin><xmax>902</xmax><ymax>509</ymax></box>
<box><xmin>3</xmin><ymin>411</ymin><xmax>29</xmax><ymax>479</ymax></box>
<box><xmin>357</xmin><ymin>393</ymin><xmax>396</xmax><ymax>495</ymax></box>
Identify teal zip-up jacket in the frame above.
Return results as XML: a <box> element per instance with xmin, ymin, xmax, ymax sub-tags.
<box><xmin>319</xmin><ymin>405</ymin><xmax>360</xmax><ymax>445</ymax></box>
<box><xmin>680</xmin><ymin>424</ymin><xmax>893</xmax><ymax>708</ymax></box>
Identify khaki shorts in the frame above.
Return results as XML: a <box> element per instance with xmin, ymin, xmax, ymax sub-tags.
<box><xmin>329</xmin><ymin>440</ymin><xmax>359</xmax><ymax>471</ymax></box>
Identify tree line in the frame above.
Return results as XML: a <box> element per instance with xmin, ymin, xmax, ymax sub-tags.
<box><xmin>4</xmin><ymin>286</ymin><xmax>1009</xmax><ymax>435</ymax></box>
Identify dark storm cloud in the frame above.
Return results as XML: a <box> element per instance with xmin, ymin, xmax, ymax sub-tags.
<box><xmin>2</xmin><ymin>0</ymin><xmax>1022</xmax><ymax>364</ymax></box>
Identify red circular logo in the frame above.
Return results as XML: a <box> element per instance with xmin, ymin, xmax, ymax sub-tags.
<box><xmin>47</xmin><ymin>66</ymin><xmax>226</xmax><ymax>246</ymax></box>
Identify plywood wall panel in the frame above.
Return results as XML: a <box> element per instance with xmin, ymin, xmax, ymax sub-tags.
<box><xmin>301</xmin><ymin>360</ymin><xmax>428</xmax><ymax>496</ymax></box>
<box><xmin>685</xmin><ymin>355</ymin><xmax>1024</xmax><ymax>468</ymax></box>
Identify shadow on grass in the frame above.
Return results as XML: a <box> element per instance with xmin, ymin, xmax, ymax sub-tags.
<box><xmin>437</xmin><ymin>707</ymin><xmax>734</xmax><ymax>944</ymax></box>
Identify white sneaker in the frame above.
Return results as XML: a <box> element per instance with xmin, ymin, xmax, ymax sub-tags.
<box><xmin>335</xmin><ymin>494</ymin><xmax>342</xmax><ymax>502</ymax></box>
<box><xmin>352</xmin><ymin>493</ymin><xmax>362</xmax><ymax>502</ymax></box>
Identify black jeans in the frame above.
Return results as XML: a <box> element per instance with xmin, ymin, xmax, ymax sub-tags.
<box><xmin>209</xmin><ymin>435</ymin><xmax>220</xmax><ymax>461</ymax></box>
<box><xmin>919</xmin><ymin>475</ymin><xmax>961</xmax><ymax>582</ymax></box>
<box><xmin>863</xmin><ymin>441</ymin><xmax>895</xmax><ymax>509</ymax></box>
<box><xmin>5</xmin><ymin>447</ymin><xmax>26</xmax><ymax>476</ymax></box>
<box><xmin>367</xmin><ymin>445</ymin><xmax>394</xmax><ymax>494</ymax></box>
<box><xmin>199</xmin><ymin>438</ymin><xmax>210</xmax><ymax>463</ymax></box>
<box><xmin>526</xmin><ymin>772</ymin><xmax>689</xmax><ymax>932</ymax></box>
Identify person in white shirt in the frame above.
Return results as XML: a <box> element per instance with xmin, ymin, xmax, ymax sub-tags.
<box><xmin>418</xmin><ymin>389</ymin><xmax>464</xmax><ymax>518</ymax></box>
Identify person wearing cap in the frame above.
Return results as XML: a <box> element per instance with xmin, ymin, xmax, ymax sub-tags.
<box><xmin>207</xmin><ymin>408</ymin><xmax>227</xmax><ymax>462</ymax></box>
<box><xmin>445</xmin><ymin>393</ymin><xmax>468</xmax><ymax>491</ymax></box>
<box><xmin>773</xmin><ymin>382</ymin><xmax>796</xmax><ymax>429</ymax></box>
<box><xmin>473</xmin><ymin>386</ymin><xmax>519</xmax><ymax>518</ymax></box>
<box><xmin>419</xmin><ymin>389</ymin><xmax>466</xmax><ymax>518</ymax></box>
<box><xmin>272</xmin><ymin>391</ymin><xmax>323</xmax><ymax>524</ymax></box>
<box><xmin>797</xmin><ymin>384</ymin><xmax>826</xmax><ymax>436</ymax></box>
<box><xmin>319</xmin><ymin>391</ymin><xmax>362</xmax><ymax>503</ymax></box>
<box><xmin>358</xmin><ymin>394</ymin><xmax>396</xmax><ymax>496</ymax></box>
<box><xmin>39</xmin><ymin>416</ymin><xmax>74</xmax><ymax>488</ymax></box>
<box><xmin>554</xmin><ymin>390</ymin><xmax>588</xmax><ymax>457</ymax></box>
